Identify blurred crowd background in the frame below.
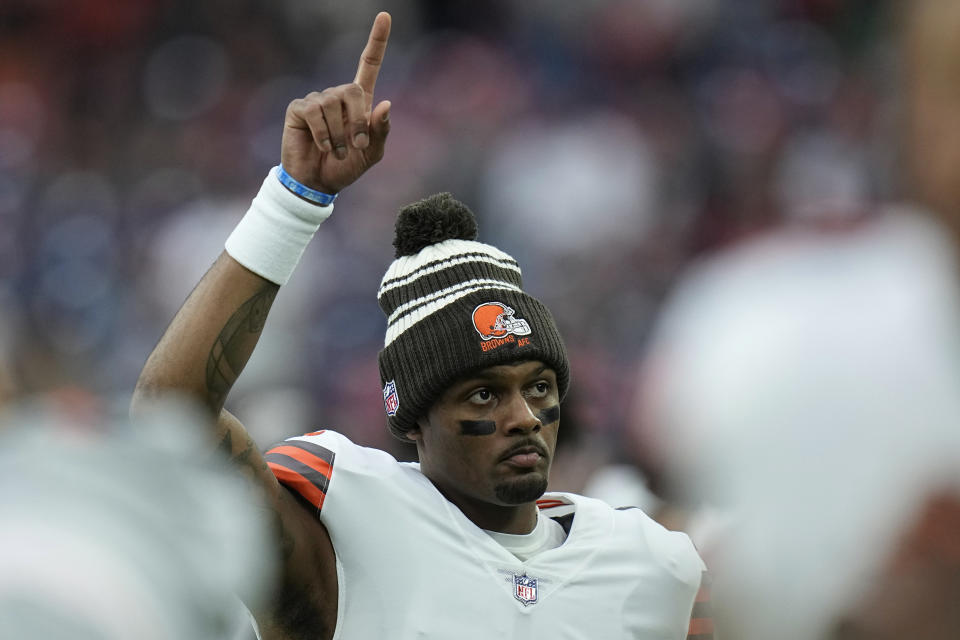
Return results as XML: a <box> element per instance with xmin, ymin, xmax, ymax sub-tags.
<box><xmin>0</xmin><ymin>0</ymin><xmax>893</xmax><ymax>483</ymax></box>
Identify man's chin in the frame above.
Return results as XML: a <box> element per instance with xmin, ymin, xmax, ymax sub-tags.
<box><xmin>494</xmin><ymin>473</ymin><xmax>549</xmax><ymax>505</ymax></box>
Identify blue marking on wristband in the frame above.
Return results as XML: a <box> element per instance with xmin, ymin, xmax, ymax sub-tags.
<box><xmin>275</xmin><ymin>165</ymin><xmax>338</xmax><ymax>206</ymax></box>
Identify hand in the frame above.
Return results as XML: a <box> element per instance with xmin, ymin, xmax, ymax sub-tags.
<box><xmin>281</xmin><ymin>12</ymin><xmax>392</xmax><ymax>195</ymax></box>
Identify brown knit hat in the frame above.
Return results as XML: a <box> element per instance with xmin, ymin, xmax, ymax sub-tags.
<box><xmin>377</xmin><ymin>193</ymin><xmax>570</xmax><ymax>439</ymax></box>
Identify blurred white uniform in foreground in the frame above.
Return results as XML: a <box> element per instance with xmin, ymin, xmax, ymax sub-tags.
<box><xmin>644</xmin><ymin>209</ymin><xmax>960</xmax><ymax>640</ymax></box>
<box><xmin>0</xmin><ymin>403</ymin><xmax>273</xmax><ymax>640</ymax></box>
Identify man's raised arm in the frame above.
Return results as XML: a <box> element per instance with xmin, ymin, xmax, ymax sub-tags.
<box><xmin>131</xmin><ymin>13</ymin><xmax>392</xmax><ymax>482</ymax></box>
<box><xmin>131</xmin><ymin>14</ymin><xmax>391</xmax><ymax>638</ymax></box>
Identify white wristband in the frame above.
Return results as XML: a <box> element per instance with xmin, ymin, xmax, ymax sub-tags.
<box><xmin>225</xmin><ymin>166</ymin><xmax>334</xmax><ymax>285</ymax></box>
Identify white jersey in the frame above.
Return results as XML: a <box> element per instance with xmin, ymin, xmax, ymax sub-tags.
<box><xmin>265</xmin><ymin>430</ymin><xmax>706</xmax><ymax>640</ymax></box>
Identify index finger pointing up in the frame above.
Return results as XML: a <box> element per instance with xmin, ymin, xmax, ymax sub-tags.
<box><xmin>355</xmin><ymin>12</ymin><xmax>391</xmax><ymax>99</ymax></box>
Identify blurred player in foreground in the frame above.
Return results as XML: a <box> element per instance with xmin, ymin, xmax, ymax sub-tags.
<box><xmin>0</xmin><ymin>401</ymin><xmax>271</xmax><ymax>639</ymax></box>
<box><xmin>640</xmin><ymin>2</ymin><xmax>960</xmax><ymax>639</ymax></box>
<box><xmin>132</xmin><ymin>12</ymin><xmax>708</xmax><ymax>640</ymax></box>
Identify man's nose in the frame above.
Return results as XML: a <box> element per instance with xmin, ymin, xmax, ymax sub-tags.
<box><xmin>500</xmin><ymin>391</ymin><xmax>541</xmax><ymax>435</ymax></box>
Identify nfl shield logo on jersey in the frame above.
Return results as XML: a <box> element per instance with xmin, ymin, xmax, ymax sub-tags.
<box><xmin>382</xmin><ymin>380</ymin><xmax>400</xmax><ymax>416</ymax></box>
<box><xmin>513</xmin><ymin>573</ymin><xmax>538</xmax><ymax>606</ymax></box>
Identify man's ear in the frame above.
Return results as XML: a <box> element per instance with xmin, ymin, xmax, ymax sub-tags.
<box><xmin>405</xmin><ymin>417</ymin><xmax>427</xmax><ymax>442</ymax></box>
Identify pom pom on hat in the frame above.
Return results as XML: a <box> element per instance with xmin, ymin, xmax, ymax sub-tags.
<box><xmin>393</xmin><ymin>193</ymin><xmax>478</xmax><ymax>257</ymax></box>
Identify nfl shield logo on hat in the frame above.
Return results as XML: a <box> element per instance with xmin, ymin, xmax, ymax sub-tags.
<box><xmin>513</xmin><ymin>573</ymin><xmax>538</xmax><ymax>606</ymax></box>
<box><xmin>383</xmin><ymin>380</ymin><xmax>400</xmax><ymax>416</ymax></box>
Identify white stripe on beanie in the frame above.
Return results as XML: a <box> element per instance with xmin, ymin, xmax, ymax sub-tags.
<box><xmin>378</xmin><ymin>253</ymin><xmax>520</xmax><ymax>297</ymax></box>
<box><xmin>383</xmin><ymin>283</ymin><xmax>523</xmax><ymax>347</ymax></box>
<box><xmin>387</xmin><ymin>277</ymin><xmax>524</xmax><ymax>326</ymax></box>
<box><xmin>379</xmin><ymin>239</ymin><xmax>519</xmax><ymax>291</ymax></box>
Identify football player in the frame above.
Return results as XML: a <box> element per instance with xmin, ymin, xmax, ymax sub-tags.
<box><xmin>133</xmin><ymin>12</ymin><xmax>708</xmax><ymax>640</ymax></box>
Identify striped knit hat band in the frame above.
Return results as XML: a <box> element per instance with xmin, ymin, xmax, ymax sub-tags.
<box><xmin>379</xmin><ymin>239</ymin><xmax>523</xmax><ymax>347</ymax></box>
<box><xmin>376</xmin><ymin>194</ymin><xmax>570</xmax><ymax>440</ymax></box>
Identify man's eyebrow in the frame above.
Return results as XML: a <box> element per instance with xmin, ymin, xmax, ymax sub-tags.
<box><xmin>515</xmin><ymin>362</ymin><xmax>548</xmax><ymax>377</ymax></box>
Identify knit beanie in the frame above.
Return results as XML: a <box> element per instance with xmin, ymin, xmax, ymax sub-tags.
<box><xmin>377</xmin><ymin>193</ymin><xmax>570</xmax><ymax>440</ymax></box>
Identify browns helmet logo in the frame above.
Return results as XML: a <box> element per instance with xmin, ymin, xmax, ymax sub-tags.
<box><xmin>472</xmin><ymin>302</ymin><xmax>532</xmax><ymax>341</ymax></box>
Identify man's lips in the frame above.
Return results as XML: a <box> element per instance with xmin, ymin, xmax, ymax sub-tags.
<box><xmin>499</xmin><ymin>443</ymin><xmax>548</xmax><ymax>468</ymax></box>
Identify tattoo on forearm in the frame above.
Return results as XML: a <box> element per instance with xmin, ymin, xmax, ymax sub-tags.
<box><xmin>205</xmin><ymin>284</ymin><xmax>278</xmax><ymax>408</ymax></box>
